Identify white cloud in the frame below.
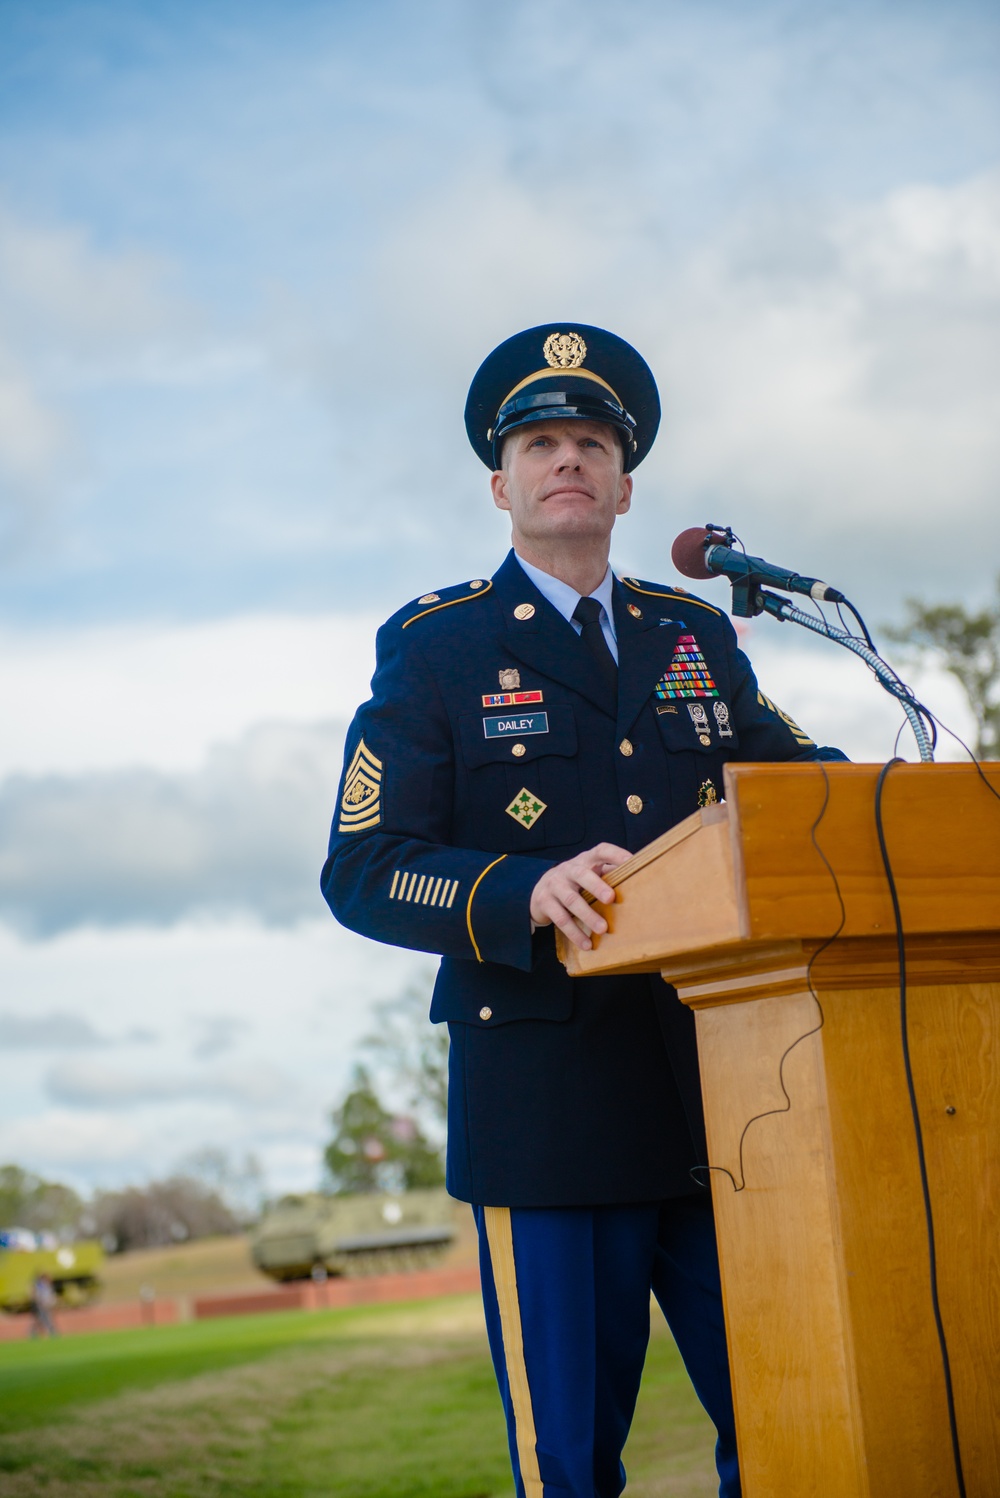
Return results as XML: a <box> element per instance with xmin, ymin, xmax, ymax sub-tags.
<box><xmin>0</xmin><ymin>916</ymin><xmax>432</xmax><ymax>1193</ymax></box>
<box><xmin>45</xmin><ymin>1056</ymin><xmax>291</xmax><ymax>1109</ymax></box>
<box><xmin>0</xmin><ymin>611</ymin><xmax>378</xmax><ymax>779</ymax></box>
<box><xmin>0</xmin><ymin>720</ymin><xmax>345</xmax><ymax>935</ymax></box>
<box><xmin>0</xmin><ymin>201</ymin><xmax>201</xmax><ymax>372</ymax></box>
<box><xmin>0</xmin><ymin>1109</ymin><xmax>144</xmax><ymax>1167</ymax></box>
<box><xmin>0</xmin><ymin>1011</ymin><xmax>104</xmax><ymax>1049</ymax></box>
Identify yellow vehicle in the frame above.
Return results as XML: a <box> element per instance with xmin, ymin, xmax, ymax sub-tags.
<box><xmin>0</xmin><ymin>1232</ymin><xmax>104</xmax><ymax>1313</ymax></box>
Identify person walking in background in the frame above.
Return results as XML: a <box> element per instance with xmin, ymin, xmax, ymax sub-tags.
<box><xmin>30</xmin><ymin>1272</ymin><xmax>58</xmax><ymax>1338</ymax></box>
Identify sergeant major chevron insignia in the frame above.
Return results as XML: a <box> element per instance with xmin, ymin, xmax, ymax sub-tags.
<box><xmin>339</xmin><ymin>738</ymin><xmax>383</xmax><ymax>832</ymax></box>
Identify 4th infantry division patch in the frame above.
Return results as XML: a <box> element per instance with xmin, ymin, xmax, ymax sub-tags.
<box><xmin>339</xmin><ymin>738</ymin><xmax>383</xmax><ymax>832</ymax></box>
<box><xmin>505</xmin><ymin>788</ymin><xmax>547</xmax><ymax>829</ymax></box>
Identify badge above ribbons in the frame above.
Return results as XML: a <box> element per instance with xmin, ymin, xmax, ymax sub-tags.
<box><xmin>339</xmin><ymin>738</ymin><xmax>383</xmax><ymax>833</ymax></box>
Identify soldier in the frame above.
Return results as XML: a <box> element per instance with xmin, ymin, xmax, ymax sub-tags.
<box><xmin>322</xmin><ymin>324</ymin><xmax>844</xmax><ymax>1497</ymax></box>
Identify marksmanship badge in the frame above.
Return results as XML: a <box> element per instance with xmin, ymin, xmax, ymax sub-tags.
<box><xmin>713</xmin><ymin>700</ymin><xmax>733</xmax><ymax>738</ymax></box>
<box><xmin>505</xmin><ymin>788</ymin><xmax>547</xmax><ymax>829</ymax></box>
<box><xmin>687</xmin><ymin>701</ymin><xmax>712</xmax><ymax>745</ymax></box>
<box><xmin>543</xmin><ymin>331</ymin><xmax>587</xmax><ymax>369</ymax></box>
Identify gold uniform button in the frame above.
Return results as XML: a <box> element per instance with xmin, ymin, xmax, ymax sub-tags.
<box><xmin>699</xmin><ymin>734</ymin><xmax>711</xmax><ymax>746</ymax></box>
<box><xmin>627</xmin><ymin>794</ymin><xmax>643</xmax><ymax>814</ymax></box>
<box><xmin>513</xmin><ymin>603</ymin><xmax>535</xmax><ymax>620</ymax></box>
<box><xmin>479</xmin><ymin>1006</ymin><xmax>493</xmax><ymax>1021</ymax></box>
<box><xmin>511</xmin><ymin>742</ymin><xmax>526</xmax><ymax>757</ymax></box>
<box><xmin>619</xmin><ymin>738</ymin><xmax>633</xmax><ymax>757</ymax></box>
<box><xmin>627</xmin><ymin>603</ymin><xmax>642</xmax><ymax>619</ymax></box>
<box><xmin>417</xmin><ymin>593</ymin><xmax>440</xmax><ymax>605</ymax></box>
<box><xmin>469</xmin><ymin>579</ymin><xmax>484</xmax><ymax>590</ymax></box>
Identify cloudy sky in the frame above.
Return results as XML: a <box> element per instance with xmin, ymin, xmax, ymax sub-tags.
<box><xmin>0</xmin><ymin>0</ymin><xmax>997</xmax><ymax>1199</ymax></box>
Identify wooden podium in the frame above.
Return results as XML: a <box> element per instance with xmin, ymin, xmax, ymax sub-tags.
<box><xmin>558</xmin><ymin>762</ymin><xmax>1000</xmax><ymax>1498</ymax></box>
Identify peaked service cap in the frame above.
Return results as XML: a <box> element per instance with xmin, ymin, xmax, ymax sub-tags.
<box><xmin>465</xmin><ymin>323</ymin><xmax>660</xmax><ymax>472</ymax></box>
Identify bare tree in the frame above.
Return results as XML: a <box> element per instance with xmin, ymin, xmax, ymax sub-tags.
<box><xmin>173</xmin><ymin>1147</ymin><xmax>267</xmax><ymax>1225</ymax></box>
<box><xmin>360</xmin><ymin>976</ymin><xmax>448</xmax><ymax>1134</ymax></box>
<box><xmin>885</xmin><ymin>580</ymin><xmax>1000</xmax><ymax>759</ymax></box>
<box><xmin>92</xmin><ymin>1175</ymin><xmax>240</xmax><ymax>1253</ymax></box>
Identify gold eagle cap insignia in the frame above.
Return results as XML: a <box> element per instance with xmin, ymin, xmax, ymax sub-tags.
<box><xmin>543</xmin><ymin>331</ymin><xmax>587</xmax><ymax>369</ymax></box>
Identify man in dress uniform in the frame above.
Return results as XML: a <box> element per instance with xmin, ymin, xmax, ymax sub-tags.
<box><xmin>322</xmin><ymin>323</ymin><xmax>844</xmax><ymax>1498</ymax></box>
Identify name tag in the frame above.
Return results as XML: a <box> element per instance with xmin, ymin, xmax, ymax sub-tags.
<box><xmin>483</xmin><ymin>712</ymin><xmax>549</xmax><ymax>739</ymax></box>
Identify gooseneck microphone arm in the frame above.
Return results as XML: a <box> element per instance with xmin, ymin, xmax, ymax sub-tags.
<box><xmin>670</xmin><ymin>524</ymin><xmax>936</xmax><ymax>763</ymax></box>
<box><xmin>757</xmin><ymin>589</ymin><xmax>935</xmax><ymax>762</ymax></box>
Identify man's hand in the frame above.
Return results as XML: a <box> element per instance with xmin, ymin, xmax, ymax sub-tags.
<box><xmin>529</xmin><ymin>843</ymin><xmax>631</xmax><ymax>951</ymax></box>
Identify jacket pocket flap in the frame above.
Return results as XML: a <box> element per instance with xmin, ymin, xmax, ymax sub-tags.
<box><xmin>459</xmin><ymin>704</ymin><xmax>578</xmax><ymax>767</ymax></box>
<box><xmin>654</xmin><ymin>698</ymin><xmax>739</xmax><ymax>754</ymax></box>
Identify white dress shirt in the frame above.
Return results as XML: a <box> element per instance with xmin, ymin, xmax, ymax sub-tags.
<box><xmin>514</xmin><ymin>553</ymin><xmax>619</xmax><ymax>664</ymax></box>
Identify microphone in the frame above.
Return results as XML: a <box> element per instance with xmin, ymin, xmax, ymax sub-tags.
<box><xmin>671</xmin><ymin>526</ymin><xmax>846</xmax><ymax>605</ymax></box>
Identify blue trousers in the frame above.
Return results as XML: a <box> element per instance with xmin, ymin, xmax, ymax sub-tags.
<box><xmin>475</xmin><ymin>1194</ymin><xmax>740</xmax><ymax>1498</ymax></box>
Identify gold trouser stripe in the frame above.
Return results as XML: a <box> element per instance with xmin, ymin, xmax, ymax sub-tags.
<box><xmin>483</xmin><ymin>1206</ymin><xmax>542</xmax><ymax>1497</ymax></box>
<box><xmin>465</xmin><ymin>856</ymin><xmax>507</xmax><ymax>963</ymax></box>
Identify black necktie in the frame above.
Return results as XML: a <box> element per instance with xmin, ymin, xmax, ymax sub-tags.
<box><xmin>572</xmin><ymin>596</ymin><xmax>618</xmax><ymax>707</ymax></box>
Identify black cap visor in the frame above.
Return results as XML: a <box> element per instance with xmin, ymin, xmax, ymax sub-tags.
<box><xmin>491</xmin><ymin>390</ymin><xmax>638</xmax><ymax>470</ymax></box>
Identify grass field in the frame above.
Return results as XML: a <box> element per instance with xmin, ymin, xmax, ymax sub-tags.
<box><xmin>96</xmin><ymin>1209</ymin><xmax>481</xmax><ymax>1307</ymax></box>
<box><xmin>0</xmin><ymin>1292</ymin><xmax>719</xmax><ymax>1496</ymax></box>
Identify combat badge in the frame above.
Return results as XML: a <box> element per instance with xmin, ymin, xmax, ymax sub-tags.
<box><xmin>505</xmin><ymin>788</ymin><xmax>547</xmax><ymax>829</ymax></box>
<box><xmin>687</xmin><ymin>701</ymin><xmax>712</xmax><ymax>745</ymax></box>
<box><xmin>713</xmin><ymin>700</ymin><xmax>734</xmax><ymax>738</ymax></box>
<box><xmin>339</xmin><ymin>738</ymin><xmax>383</xmax><ymax>833</ymax></box>
<box><xmin>698</xmin><ymin>779</ymin><xmax>718</xmax><ymax>808</ymax></box>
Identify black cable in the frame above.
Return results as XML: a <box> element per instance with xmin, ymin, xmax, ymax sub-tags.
<box><xmin>874</xmin><ymin>759</ymin><xmax>967</xmax><ymax>1498</ymax></box>
<box><xmin>922</xmin><ymin>710</ymin><xmax>1000</xmax><ymax>807</ymax></box>
<box><xmin>840</xmin><ymin>596</ymin><xmax>876</xmax><ymax>652</ymax></box>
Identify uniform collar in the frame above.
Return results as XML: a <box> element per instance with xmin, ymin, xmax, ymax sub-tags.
<box><xmin>513</xmin><ymin>553</ymin><xmax>617</xmax><ymax>640</ymax></box>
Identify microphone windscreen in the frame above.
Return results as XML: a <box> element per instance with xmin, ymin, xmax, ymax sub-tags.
<box><xmin>671</xmin><ymin>527</ymin><xmax>715</xmax><ymax>580</ymax></box>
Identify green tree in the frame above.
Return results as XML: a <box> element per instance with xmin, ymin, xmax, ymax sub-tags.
<box><xmin>0</xmin><ymin>1164</ymin><xmax>83</xmax><ymax>1236</ymax></box>
<box><xmin>885</xmin><ymin>580</ymin><xmax>1000</xmax><ymax>759</ymax></box>
<box><xmin>324</xmin><ymin>1065</ymin><xmax>445</xmax><ymax>1194</ymax></box>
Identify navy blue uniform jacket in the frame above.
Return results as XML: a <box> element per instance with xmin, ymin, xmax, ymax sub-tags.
<box><xmin>322</xmin><ymin>550</ymin><xmax>844</xmax><ymax>1208</ymax></box>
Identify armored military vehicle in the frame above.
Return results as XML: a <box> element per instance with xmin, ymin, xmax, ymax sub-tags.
<box><xmin>250</xmin><ymin>1187</ymin><xmax>456</xmax><ymax>1280</ymax></box>
<box><xmin>0</xmin><ymin>1231</ymin><xmax>104</xmax><ymax>1313</ymax></box>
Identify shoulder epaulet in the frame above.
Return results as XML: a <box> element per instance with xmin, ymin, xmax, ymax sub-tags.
<box><xmin>400</xmin><ymin>576</ymin><xmax>493</xmax><ymax>629</ymax></box>
<box><xmin>620</xmin><ymin>575</ymin><xmax>723</xmax><ymax>619</ymax></box>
